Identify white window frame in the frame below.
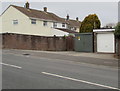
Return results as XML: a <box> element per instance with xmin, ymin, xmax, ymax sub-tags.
<box><xmin>53</xmin><ymin>22</ymin><xmax>57</xmax><ymax>28</ymax></box>
<box><xmin>62</xmin><ymin>23</ymin><xmax>65</xmax><ymax>27</ymax></box>
<box><xmin>31</xmin><ymin>19</ymin><xmax>36</xmax><ymax>24</ymax></box>
<box><xmin>13</xmin><ymin>20</ymin><xmax>18</xmax><ymax>25</ymax></box>
<box><xmin>43</xmin><ymin>21</ymin><xmax>47</xmax><ymax>26</ymax></box>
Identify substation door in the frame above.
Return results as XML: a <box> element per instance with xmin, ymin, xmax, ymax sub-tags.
<box><xmin>74</xmin><ymin>33</ymin><xmax>93</xmax><ymax>52</ymax></box>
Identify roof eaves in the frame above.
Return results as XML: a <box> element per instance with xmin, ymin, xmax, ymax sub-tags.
<box><xmin>29</xmin><ymin>17</ymin><xmax>66</xmax><ymax>23</ymax></box>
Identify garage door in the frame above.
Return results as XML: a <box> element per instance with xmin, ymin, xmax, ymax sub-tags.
<box><xmin>97</xmin><ymin>33</ymin><xmax>115</xmax><ymax>53</ymax></box>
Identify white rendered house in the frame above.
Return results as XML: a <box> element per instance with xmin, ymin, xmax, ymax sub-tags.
<box><xmin>1</xmin><ymin>2</ymin><xmax>80</xmax><ymax>36</ymax></box>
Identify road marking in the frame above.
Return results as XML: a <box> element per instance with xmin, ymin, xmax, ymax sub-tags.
<box><xmin>42</xmin><ymin>72</ymin><xmax>120</xmax><ymax>90</ymax></box>
<box><xmin>0</xmin><ymin>63</ymin><xmax>22</xmax><ymax>69</ymax></box>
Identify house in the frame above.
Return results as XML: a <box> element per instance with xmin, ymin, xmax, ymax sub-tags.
<box><xmin>93</xmin><ymin>28</ymin><xmax>115</xmax><ymax>53</ymax></box>
<box><xmin>1</xmin><ymin>2</ymin><xmax>81</xmax><ymax>36</ymax></box>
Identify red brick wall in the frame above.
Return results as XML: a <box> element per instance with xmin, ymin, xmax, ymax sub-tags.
<box><xmin>115</xmin><ymin>38</ymin><xmax>120</xmax><ymax>59</ymax></box>
<box><xmin>93</xmin><ymin>33</ymin><xmax>97</xmax><ymax>53</ymax></box>
<box><xmin>1</xmin><ymin>33</ymin><xmax>74</xmax><ymax>51</ymax></box>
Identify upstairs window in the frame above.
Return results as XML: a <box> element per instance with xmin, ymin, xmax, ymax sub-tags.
<box><xmin>13</xmin><ymin>20</ymin><xmax>18</xmax><ymax>25</ymax></box>
<box><xmin>62</xmin><ymin>23</ymin><xmax>65</xmax><ymax>27</ymax></box>
<box><xmin>43</xmin><ymin>21</ymin><xmax>47</xmax><ymax>26</ymax></box>
<box><xmin>53</xmin><ymin>22</ymin><xmax>57</xmax><ymax>28</ymax></box>
<box><xmin>31</xmin><ymin>19</ymin><xmax>36</xmax><ymax>24</ymax></box>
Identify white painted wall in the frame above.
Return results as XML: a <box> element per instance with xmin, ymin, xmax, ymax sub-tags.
<box><xmin>51</xmin><ymin>22</ymin><xmax>67</xmax><ymax>29</ymax></box>
<box><xmin>97</xmin><ymin>33</ymin><xmax>115</xmax><ymax>53</ymax></box>
<box><xmin>76</xmin><ymin>27</ymin><xmax>79</xmax><ymax>32</ymax></box>
<box><xmin>56</xmin><ymin>23</ymin><xmax>67</xmax><ymax>29</ymax></box>
<box><xmin>51</xmin><ymin>28</ymin><xmax>69</xmax><ymax>36</ymax></box>
<box><xmin>2</xmin><ymin>6</ymin><xmax>52</xmax><ymax>36</ymax></box>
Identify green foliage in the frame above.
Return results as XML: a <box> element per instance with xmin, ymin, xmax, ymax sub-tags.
<box><xmin>80</xmin><ymin>14</ymin><xmax>101</xmax><ymax>33</ymax></box>
<box><xmin>114</xmin><ymin>22</ymin><xmax>120</xmax><ymax>38</ymax></box>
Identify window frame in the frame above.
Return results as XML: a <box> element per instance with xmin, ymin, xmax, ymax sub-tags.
<box><xmin>62</xmin><ymin>23</ymin><xmax>65</xmax><ymax>27</ymax></box>
<box><xmin>53</xmin><ymin>22</ymin><xmax>57</xmax><ymax>28</ymax></box>
<box><xmin>13</xmin><ymin>20</ymin><xmax>18</xmax><ymax>25</ymax></box>
<box><xmin>31</xmin><ymin>19</ymin><xmax>36</xmax><ymax>24</ymax></box>
<box><xmin>43</xmin><ymin>21</ymin><xmax>48</xmax><ymax>26</ymax></box>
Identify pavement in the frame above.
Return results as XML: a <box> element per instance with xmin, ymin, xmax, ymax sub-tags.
<box><xmin>3</xmin><ymin>49</ymin><xmax>119</xmax><ymax>68</ymax></box>
<box><xmin>6</xmin><ymin>49</ymin><xmax>116</xmax><ymax>60</ymax></box>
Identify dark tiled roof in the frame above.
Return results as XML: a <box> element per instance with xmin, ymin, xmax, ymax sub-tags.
<box><xmin>66</xmin><ymin>19</ymin><xmax>81</xmax><ymax>27</ymax></box>
<box><xmin>56</xmin><ymin>28</ymin><xmax>78</xmax><ymax>33</ymax></box>
<box><xmin>12</xmin><ymin>5</ymin><xmax>66</xmax><ymax>23</ymax></box>
<box><xmin>11</xmin><ymin>5</ymin><xmax>81</xmax><ymax>26</ymax></box>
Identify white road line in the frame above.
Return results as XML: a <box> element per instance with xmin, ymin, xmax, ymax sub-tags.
<box><xmin>42</xmin><ymin>72</ymin><xmax>120</xmax><ymax>90</ymax></box>
<box><xmin>0</xmin><ymin>63</ymin><xmax>22</xmax><ymax>69</ymax></box>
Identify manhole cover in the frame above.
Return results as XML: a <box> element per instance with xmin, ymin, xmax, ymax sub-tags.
<box><xmin>23</xmin><ymin>53</ymin><xmax>30</xmax><ymax>56</ymax></box>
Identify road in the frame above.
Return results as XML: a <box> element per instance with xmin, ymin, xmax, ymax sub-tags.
<box><xmin>1</xmin><ymin>50</ymin><xmax>119</xmax><ymax>89</ymax></box>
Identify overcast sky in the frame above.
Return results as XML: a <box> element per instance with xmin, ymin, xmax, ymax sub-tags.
<box><xmin>0</xmin><ymin>1</ymin><xmax>119</xmax><ymax>26</ymax></box>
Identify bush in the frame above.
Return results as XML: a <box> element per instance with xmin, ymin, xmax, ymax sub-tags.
<box><xmin>114</xmin><ymin>22</ymin><xmax>120</xmax><ymax>38</ymax></box>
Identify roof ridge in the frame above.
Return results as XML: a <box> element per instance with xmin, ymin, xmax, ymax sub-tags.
<box><xmin>11</xmin><ymin>5</ymin><xmax>55</xmax><ymax>16</ymax></box>
<box><xmin>11</xmin><ymin>5</ymin><xmax>66</xmax><ymax>22</ymax></box>
<box><xmin>11</xmin><ymin>5</ymin><xmax>81</xmax><ymax>27</ymax></box>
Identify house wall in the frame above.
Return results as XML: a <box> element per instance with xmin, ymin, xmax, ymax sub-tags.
<box><xmin>56</xmin><ymin>23</ymin><xmax>67</xmax><ymax>29</ymax></box>
<box><xmin>51</xmin><ymin>28</ymin><xmax>69</xmax><ymax>36</ymax></box>
<box><xmin>1</xmin><ymin>6</ymin><xmax>68</xmax><ymax>36</ymax></box>
<box><xmin>76</xmin><ymin>28</ymin><xmax>79</xmax><ymax>32</ymax></box>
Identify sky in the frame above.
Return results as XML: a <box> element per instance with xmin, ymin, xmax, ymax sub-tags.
<box><xmin>118</xmin><ymin>2</ymin><xmax>120</xmax><ymax>22</ymax></box>
<box><xmin>0</xmin><ymin>0</ymin><xmax>119</xmax><ymax>27</ymax></box>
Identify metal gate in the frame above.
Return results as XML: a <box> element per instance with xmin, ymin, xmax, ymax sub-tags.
<box><xmin>74</xmin><ymin>33</ymin><xmax>93</xmax><ymax>52</ymax></box>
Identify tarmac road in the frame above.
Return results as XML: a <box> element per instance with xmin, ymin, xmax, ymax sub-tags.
<box><xmin>1</xmin><ymin>49</ymin><xmax>119</xmax><ymax>89</ymax></box>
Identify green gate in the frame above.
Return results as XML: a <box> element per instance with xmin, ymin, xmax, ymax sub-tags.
<box><xmin>74</xmin><ymin>33</ymin><xmax>94</xmax><ymax>52</ymax></box>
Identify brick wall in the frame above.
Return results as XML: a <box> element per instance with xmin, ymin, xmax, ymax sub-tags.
<box><xmin>1</xmin><ymin>33</ymin><xmax>74</xmax><ymax>51</ymax></box>
<box><xmin>116</xmin><ymin>38</ymin><xmax>120</xmax><ymax>59</ymax></box>
<box><xmin>93</xmin><ymin>33</ymin><xmax>97</xmax><ymax>53</ymax></box>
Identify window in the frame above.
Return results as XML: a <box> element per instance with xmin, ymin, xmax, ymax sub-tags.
<box><xmin>53</xmin><ymin>22</ymin><xmax>57</xmax><ymax>28</ymax></box>
<box><xmin>13</xmin><ymin>20</ymin><xmax>18</xmax><ymax>25</ymax></box>
<box><xmin>62</xmin><ymin>23</ymin><xmax>65</xmax><ymax>27</ymax></box>
<box><xmin>74</xmin><ymin>27</ymin><xmax>77</xmax><ymax>30</ymax></box>
<box><xmin>31</xmin><ymin>19</ymin><xmax>36</xmax><ymax>24</ymax></box>
<box><xmin>43</xmin><ymin>21</ymin><xmax>47</xmax><ymax>26</ymax></box>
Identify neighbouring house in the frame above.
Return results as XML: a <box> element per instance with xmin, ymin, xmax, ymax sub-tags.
<box><xmin>93</xmin><ymin>28</ymin><xmax>115</xmax><ymax>53</ymax></box>
<box><xmin>0</xmin><ymin>2</ymin><xmax>80</xmax><ymax>36</ymax></box>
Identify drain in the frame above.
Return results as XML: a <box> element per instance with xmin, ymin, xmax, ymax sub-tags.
<box><xmin>23</xmin><ymin>53</ymin><xmax>30</xmax><ymax>56</ymax></box>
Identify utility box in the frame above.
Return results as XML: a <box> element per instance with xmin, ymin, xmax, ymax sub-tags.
<box><xmin>74</xmin><ymin>33</ymin><xmax>93</xmax><ymax>52</ymax></box>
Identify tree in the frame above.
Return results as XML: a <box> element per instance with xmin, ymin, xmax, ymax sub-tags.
<box><xmin>114</xmin><ymin>22</ymin><xmax>120</xmax><ymax>38</ymax></box>
<box><xmin>80</xmin><ymin>14</ymin><xmax>101</xmax><ymax>33</ymax></box>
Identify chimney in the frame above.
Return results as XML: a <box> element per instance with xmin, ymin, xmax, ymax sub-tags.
<box><xmin>44</xmin><ymin>7</ymin><xmax>47</xmax><ymax>12</ymax></box>
<box><xmin>25</xmin><ymin>2</ymin><xmax>29</xmax><ymax>9</ymax></box>
<box><xmin>66</xmin><ymin>14</ymin><xmax>69</xmax><ymax>20</ymax></box>
<box><xmin>76</xmin><ymin>17</ymin><xmax>79</xmax><ymax>21</ymax></box>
